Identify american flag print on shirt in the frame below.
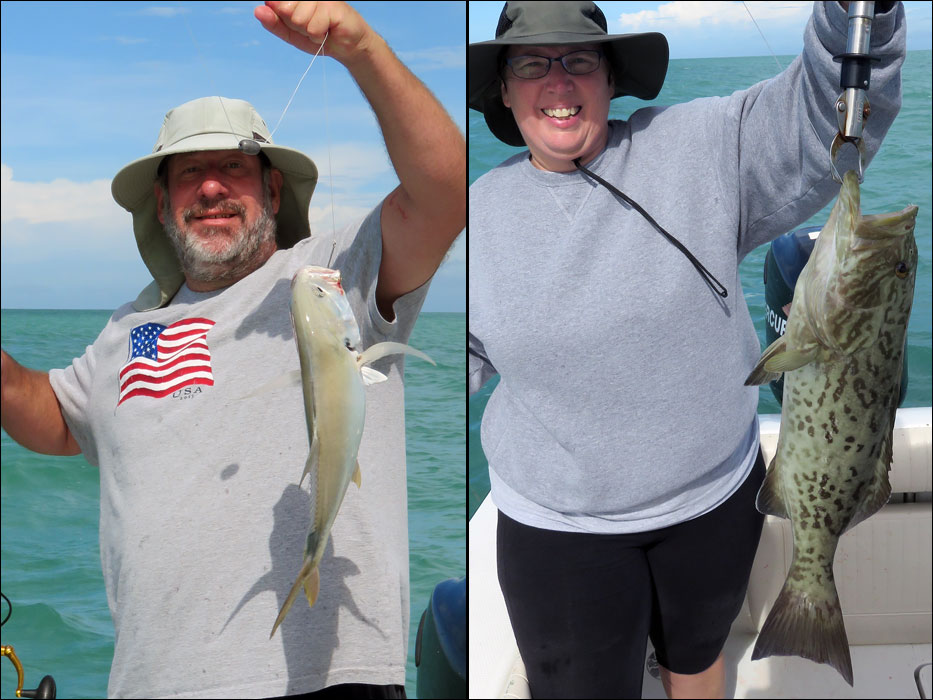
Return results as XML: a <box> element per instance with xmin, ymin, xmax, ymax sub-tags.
<box><xmin>118</xmin><ymin>317</ymin><xmax>216</xmax><ymax>406</ymax></box>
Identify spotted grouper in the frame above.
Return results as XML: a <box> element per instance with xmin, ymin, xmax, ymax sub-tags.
<box><xmin>744</xmin><ymin>170</ymin><xmax>918</xmax><ymax>685</ymax></box>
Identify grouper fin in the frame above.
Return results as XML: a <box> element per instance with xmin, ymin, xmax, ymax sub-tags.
<box><xmin>299</xmin><ymin>428</ymin><xmax>320</xmax><ymax>488</ymax></box>
<box><xmin>353</xmin><ymin>461</ymin><xmax>361</xmax><ymax>488</ymax></box>
<box><xmin>240</xmin><ymin>369</ymin><xmax>302</xmax><ymax>399</ymax></box>
<box><xmin>843</xmin><ymin>456</ymin><xmax>892</xmax><ymax>534</ymax></box>
<box><xmin>764</xmin><ymin>348</ymin><xmax>818</xmax><ymax>374</ymax></box>
<box><xmin>745</xmin><ymin>338</ymin><xmax>787</xmax><ymax>386</ymax></box>
<box><xmin>755</xmin><ymin>455</ymin><xmax>789</xmax><ymax>519</ymax></box>
<box><xmin>752</xmin><ymin>567</ymin><xmax>853</xmax><ymax>686</ymax></box>
<box><xmin>358</xmin><ymin>341</ymin><xmax>436</xmax><ymax>369</ymax></box>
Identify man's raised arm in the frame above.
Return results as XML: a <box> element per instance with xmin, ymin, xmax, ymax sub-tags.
<box><xmin>255</xmin><ymin>1</ymin><xmax>466</xmax><ymax>317</ymax></box>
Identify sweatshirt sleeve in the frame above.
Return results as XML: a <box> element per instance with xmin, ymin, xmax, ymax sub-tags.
<box><xmin>714</xmin><ymin>1</ymin><xmax>906</xmax><ymax>258</ymax></box>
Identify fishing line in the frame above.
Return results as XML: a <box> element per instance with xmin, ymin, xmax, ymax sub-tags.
<box><xmin>742</xmin><ymin>2</ymin><xmax>783</xmax><ymax>72</ymax></box>
<box><xmin>323</xmin><ymin>55</ymin><xmax>338</xmax><ymax>268</ymax></box>
<box><xmin>268</xmin><ymin>32</ymin><xmax>329</xmax><ymax>140</ymax></box>
<box><xmin>181</xmin><ymin>12</ymin><xmax>338</xmax><ymax>265</ymax></box>
<box><xmin>183</xmin><ymin>14</ymin><xmax>328</xmax><ymax>150</ymax></box>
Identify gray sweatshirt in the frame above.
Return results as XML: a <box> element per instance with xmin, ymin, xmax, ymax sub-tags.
<box><xmin>468</xmin><ymin>2</ymin><xmax>906</xmax><ymax>533</ymax></box>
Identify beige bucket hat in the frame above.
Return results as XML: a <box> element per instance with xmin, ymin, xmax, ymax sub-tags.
<box><xmin>111</xmin><ymin>96</ymin><xmax>318</xmax><ymax>311</ymax></box>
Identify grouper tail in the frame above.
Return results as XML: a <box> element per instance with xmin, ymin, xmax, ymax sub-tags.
<box><xmin>751</xmin><ymin>566</ymin><xmax>853</xmax><ymax>686</ymax></box>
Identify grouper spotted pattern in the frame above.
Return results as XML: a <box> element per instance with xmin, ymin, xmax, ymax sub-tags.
<box><xmin>745</xmin><ymin>170</ymin><xmax>918</xmax><ymax>685</ymax></box>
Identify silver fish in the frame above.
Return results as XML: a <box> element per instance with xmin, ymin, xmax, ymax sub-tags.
<box><xmin>744</xmin><ymin>171</ymin><xmax>918</xmax><ymax>684</ymax></box>
<box><xmin>270</xmin><ymin>266</ymin><xmax>434</xmax><ymax>638</ymax></box>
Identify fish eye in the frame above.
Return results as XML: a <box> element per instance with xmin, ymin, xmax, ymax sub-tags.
<box><xmin>313</xmin><ymin>285</ymin><xmax>325</xmax><ymax>297</ymax></box>
<box><xmin>344</xmin><ymin>338</ymin><xmax>354</xmax><ymax>350</ymax></box>
<box><xmin>894</xmin><ymin>261</ymin><xmax>910</xmax><ymax>279</ymax></box>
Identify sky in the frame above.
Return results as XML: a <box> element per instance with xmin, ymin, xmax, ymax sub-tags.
<box><xmin>469</xmin><ymin>1</ymin><xmax>933</xmax><ymax>58</ymax></box>
<box><xmin>3</xmin><ymin>2</ymin><xmax>931</xmax><ymax>311</ymax></box>
<box><xmin>0</xmin><ymin>1</ymin><xmax>466</xmax><ymax>311</ymax></box>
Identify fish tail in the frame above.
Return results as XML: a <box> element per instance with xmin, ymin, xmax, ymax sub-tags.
<box><xmin>304</xmin><ymin>567</ymin><xmax>321</xmax><ymax>607</ymax></box>
<box><xmin>752</xmin><ymin>570</ymin><xmax>853</xmax><ymax>685</ymax></box>
<box><xmin>270</xmin><ymin>558</ymin><xmax>318</xmax><ymax>639</ymax></box>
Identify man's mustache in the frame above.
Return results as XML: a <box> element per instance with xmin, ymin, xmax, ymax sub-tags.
<box><xmin>183</xmin><ymin>200</ymin><xmax>247</xmax><ymax>222</ymax></box>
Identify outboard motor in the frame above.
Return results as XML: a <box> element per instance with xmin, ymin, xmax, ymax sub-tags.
<box><xmin>415</xmin><ymin>576</ymin><xmax>465</xmax><ymax>699</ymax></box>
<box><xmin>763</xmin><ymin>225</ymin><xmax>909</xmax><ymax>406</ymax></box>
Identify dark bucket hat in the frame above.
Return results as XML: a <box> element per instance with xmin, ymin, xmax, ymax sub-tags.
<box><xmin>469</xmin><ymin>1</ymin><xmax>669</xmax><ymax>146</ymax></box>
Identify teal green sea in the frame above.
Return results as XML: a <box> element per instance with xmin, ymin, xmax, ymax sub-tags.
<box><xmin>470</xmin><ymin>51</ymin><xmax>933</xmax><ymax>518</ymax></box>
<box><xmin>0</xmin><ymin>310</ymin><xmax>465</xmax><ymax>699</ymax></box>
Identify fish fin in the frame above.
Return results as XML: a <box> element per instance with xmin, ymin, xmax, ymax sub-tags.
<box><xmin>764</xmin><ymin>348</ymin><xmax>818</xmax><ymax>374</ymax></box>
<box><xmin>359</xmin><ymin>341</ymin><xmax>436</xmax><ymax>368</ymax></box>
<box><xmin>360</xmin><ymin>366</ymin><xmax>389</xmax><ymax>386</ymax></box>
<box><xmin>299</xmin><ymin>430</ymin><xmax>320</xmax><ymax>488</ymax></box>
<box><xmin>755</xmin><ymin>455</ymin><xmax>789</xmax><ymax>519</ymax></box>
<box><xmin>352</xmin><ymin>461</ymin><xmax>362</xmax><ymax>488</ymax></box>
<box><xmin>270</xmin><ymin>557</ymin><xmax>317</xmax><ymax>639</ymax></box>
<box><xmin>843</xmin><ymin>456</ymin><xmax>892</xmax><ymax>534</ymax></box>
<box><xmin>745</xmin><ymin>338</ymin><xmax>787</xmax><ymax>386</ymax></box>
<box><xmin>240</xmin><ymin>369</ymin><xmax>302</xmax><ymax>399</ymax></box>
<box><xmin>879</xmin><ymin>385</ymin><xmax>899</xmax><ymax>471</ymax></box>
<box><xmin>752</xmin><ymin>568</ymin><xmax>853</xmax><ymax>686</ymax></box>
<box><xmin>304</xmin><ymin>567</ymin><xmax>321</xmax><ymax>608</ymax></box>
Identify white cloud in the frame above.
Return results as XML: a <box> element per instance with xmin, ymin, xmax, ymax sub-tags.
<box><xmin>0</xmin><ymin>164</ymin><xmax>123</xmax><ymax>226</ymax></box>
<box><xmin>617</xmin><ymin>1</ymin><xmax>811</xmax><ymax>31</ymax></box>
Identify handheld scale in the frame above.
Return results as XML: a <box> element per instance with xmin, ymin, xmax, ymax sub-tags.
<box><xmin>830</xmin><ymin>1</ymin><xmax>878</xmax><ymax>183</ymax></box>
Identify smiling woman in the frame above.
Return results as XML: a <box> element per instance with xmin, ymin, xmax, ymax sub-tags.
<box><xmin>500</xmin><ymin>43</ymin><xmax>614</xmax><ymax>172</ymax></box>
<box><xmin>468</xmin><ymin>1</ymin><xmax>913</xmax><ymax>698</ymax></box>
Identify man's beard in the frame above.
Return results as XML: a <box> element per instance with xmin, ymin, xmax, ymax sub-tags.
<box><xmin>161</xmin><ymin>177</ymin><xmax>277</xmax><ymax>285</ymax></box>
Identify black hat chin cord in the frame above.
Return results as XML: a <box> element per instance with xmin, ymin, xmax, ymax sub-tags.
<box><xmin>573</xmin><ymin>158</ymin><xmax>728</xmax><ymax>298</ymax></box>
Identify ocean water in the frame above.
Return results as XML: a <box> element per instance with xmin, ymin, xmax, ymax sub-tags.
<box><xmin>469</xmin><ymin>51</ymin><xmax>933</xmax><ymax>518</ymax></box>
<box><xmin>0</xmin><ymin>310</ymin><xmax>465</xmax><ymax>699</ymax></box>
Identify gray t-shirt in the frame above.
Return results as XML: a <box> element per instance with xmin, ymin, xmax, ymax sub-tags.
<box><xmin>50</xmin><ymin>204</ymin><xmax>429</xmax><ymax>698</ymax></box>
<box><xmin>469</xmin><ymin>2</ymin><xmax>905</xmax><ymax>534</ymax></box>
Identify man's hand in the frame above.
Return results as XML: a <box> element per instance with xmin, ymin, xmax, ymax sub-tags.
<box><xmin>254</xmin><ymin>1</ymin><xmax>378</xmax><ymax>68</ymax></box>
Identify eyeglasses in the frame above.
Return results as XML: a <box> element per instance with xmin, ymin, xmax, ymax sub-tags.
<box><xmin>505</xmin><ymin>50</ymin><xmax>603</xmax><ymax>80</ymax></box>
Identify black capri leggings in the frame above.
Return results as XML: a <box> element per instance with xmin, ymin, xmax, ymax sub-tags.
<box><xmin>496</xmin><ymin>449</ymin><xmax>766</xmax><ymax>699</ymax></box>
